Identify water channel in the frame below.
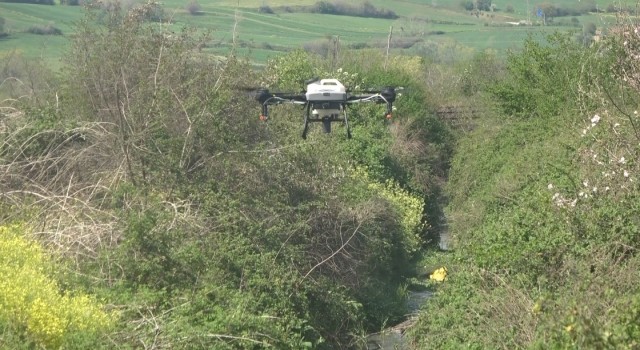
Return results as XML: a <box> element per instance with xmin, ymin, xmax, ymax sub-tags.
<box><xmin>365</xmin><ymin>290</ymin><xmax>432</xmax><ymax>349</ymax></box>
<box><xmin>365</xmin><ymin>228</ymin><xmax>449</xmax><ymax>349</ymax></box>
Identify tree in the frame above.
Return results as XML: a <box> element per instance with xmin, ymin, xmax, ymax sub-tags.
<box><xmin>185</xmin><ymin>0</ymin><xmax>202</xmax><ymax>15</ymax></box>
<box><xmin>476</xmin><ymin>0</ymin><xmax>492</xmax><ymax>11</ymax></box>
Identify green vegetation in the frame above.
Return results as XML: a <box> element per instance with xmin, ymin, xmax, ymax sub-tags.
<box><xmin>0</xmin><ymin>224</ymin><xmax>115</xmax><ymax>348</ymax></box>
<box><xmin>0</xmin><ymin>0</ymin><xmax>637</xmax><ymax>64</ymax></box>
<box><xmin>409</xmin><ymin>25</ymin><xmax>640</xmax><ymax>350</ymax></box>
<box><xmin>0</xmin><ymin>2</ymin><xmax>454</xmax><ymax>348</ymax></box>
<box><xmin>3</xmin><ymin>0</ymin><xmax>640</xmax><ymax>349</ymax></box>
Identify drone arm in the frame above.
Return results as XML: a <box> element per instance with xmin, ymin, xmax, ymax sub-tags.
<box><xmin>259</xmin><ymin>95</ymin><xmax>307</xmax><ymax>121</ymax></box>
<box><xmin>346</xmin><ymin>94</ymin><xmax>394</xmax><ymax>119</ymax></box>
<box><xmin>346</xmin><ymin>94</ymin><xmax>381</xmax><ymax>103</ymax></box>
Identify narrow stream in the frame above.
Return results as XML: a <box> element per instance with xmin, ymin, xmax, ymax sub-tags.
<box><xmin>365</xmin><ymin>227</ymin><xmax>450</xmax><ymax>349</ymax></box>
<box><xmin>365</xmin><ymin>291</ymin><xmax>432</xmax><ymax>349</ymax></box>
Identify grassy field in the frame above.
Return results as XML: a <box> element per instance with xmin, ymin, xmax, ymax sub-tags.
<box><xmin>0</xmin><ymin>0</ymin><xmax>637</xmax><ymax>66</ymax></box>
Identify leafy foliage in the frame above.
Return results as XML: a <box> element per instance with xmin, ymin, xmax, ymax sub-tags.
<box><xmin>410</xmin><ymin>24</ymin><xmax>640</xmax><ymax>350</ymax></box>
<box><xmin>0</xmin><ymin>2</ymin><xmax>460</xmax><ymax>349</ymax></box>
<box><xmin>0</xmin><ymin>224</ymin><xmax>114</xmax><ymax>349</ymax></box>
<box><xmin>490</xmin><ymin>33</ymin><xmax>593</xmax><ymax>119</ymax></box>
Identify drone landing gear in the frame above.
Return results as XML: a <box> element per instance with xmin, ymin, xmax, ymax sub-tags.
<box><xmin>302</xmin><ymin>105</ymin><xmax>352</xmax><ymax>139</ymax></box>
<box><xmin>302</xmin><ymin>104</ymin><xmax>311</xmax><ymax>139</ymax></box>
<box><xmin>344</xmin><ymin>108</ymin><xmax>352</xmax><ymax>139</ymax></box>
<box><xmin>322</xmin><ymin>117</ymin><xmax>332</xmax><ymax>134</ymax></box>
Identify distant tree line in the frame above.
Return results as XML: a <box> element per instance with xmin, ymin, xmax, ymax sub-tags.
<box><xmin>0</xmin><ymin>17</ymin><xmax>7</xmax><ymax>38</ymax></box>
<box><xmin>538</xmin><ymin>3</ymin><xmax>594</xmax><ymax>18</ymax></box>
<box><xmin>459</xmin><ymin>0</ymin><xmax>492</xmax><ymax>11</ymax></box>
<box><xmin>0</xmin><ymin>0</ymin><xmax>55</xmax><ymax>4</ymax></box>
<box><xmin>311</xmin><ymin>1</ymin><xmax>398</xmax><ymax>19</ymax></box>
<box><xmin>0</xmin><ymin>0</ymin><xmax>81</xmax><ymax>5</ymax></box>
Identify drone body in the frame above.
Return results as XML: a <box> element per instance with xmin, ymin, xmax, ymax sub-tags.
<box><xmin>255</xmin><ymin>78</ymin><xmax>398</xmax><ymax>139</ymax></box>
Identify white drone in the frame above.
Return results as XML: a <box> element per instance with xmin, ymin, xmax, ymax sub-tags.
<box><xmin>253</xmin><ymin>78</ymin><xmax>399</xmax><ymax>139</ymax></box>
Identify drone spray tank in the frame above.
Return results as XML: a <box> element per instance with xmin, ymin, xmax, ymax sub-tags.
<box><xmin>305</xmin><ymin>79</ymin><xmax>347</xmax><ymax>134</ymax></box>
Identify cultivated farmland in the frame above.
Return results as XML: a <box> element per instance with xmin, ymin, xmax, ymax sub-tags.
<box><xmin>1</xmin><ymin>0</ymin><xmax>637</xmax><ymax>65</ymax></box>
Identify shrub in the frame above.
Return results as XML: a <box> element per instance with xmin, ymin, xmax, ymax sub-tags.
<box><xmin>259</xmin><ymin>5</ymin><xmax>274</xmax><ymax>14</ymax></box>
<box><xmin>0</xmin><ymin>51</ymin><xmax>55</xmax><ymax>99</ymax></box>
<box><xmin>311</xmin><ymin>0</ymin><xmax>397</xmax><ymax>19</ymax></box>
<box><xmin>476</xmin><ymin>0</ymin><xmax>492</xmax><ymax>11</ymax></box>
<box><xmin>460</xmin><ymin>0</ymin><xmax>474</xmax><ymax>11</ymax></box>
<box><xmin>0</xmin><ymin>224</ymin><xmax>115</xmax><ymax>348</ymax></box>
<box><xmin>490</xmin><ymin>33</ymin><xmax>590</xmax><ymax>118</ymax></box>
<box><xmin>351</xmin><ymin>167</ymin><xmax>425</xmax><ymax>253</ymax></box>
<box><xmin>185</xmin><ymin>0</ymin><xmax>202</xmax><ymax>15</ymax></box>
<box><xmin>26</xmin><ymin>23</ymin><xmax>62</xmax><ymax>35</ymax></box>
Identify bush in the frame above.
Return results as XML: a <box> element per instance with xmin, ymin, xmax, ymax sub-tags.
<box><xmin>26</xmin><ymin>23</ymin><xmax>62</xmax><ymax>35</ymax></box>
<box><xmin>460</xmin><ymin>0</ymin><xmax>474</xmax><ymax>11</ymax></box>
<box><xmin>0</xmin><ymin>224</ymin><xmax>115</xmax><ymax>348</ymax></box>
<box><xmin>0</xmin><ymin>51</ymin><xmax>55</xmax><ymax>99</ymax></box>
<box><xmin>259</xmin><ymin>5</ymin><xmax>274</xmax><ymax>14</ymax></box>
<box><xmin>185</xmin><ymin>0</ymin><xmax>202</xmax><ymax>15</ymax></box>
<box><xmin>311</xmin><ymin>0</ymin><xmax>397</xmax><ymax>19</ymax></box>
<box><xmin>490</xmin><ymin>33</ymin><xmax>590</xmax><ymax>118</ymax></box>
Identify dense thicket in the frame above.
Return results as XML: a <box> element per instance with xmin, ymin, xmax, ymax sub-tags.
<box><xmin>0</xmin><ymin>2</ymin><xmax>453</xmax><ymax>349</ymax></box>
<box><xmin>410</xmin><ymin>30</ymin><xmax>640</xmax><ymax>349</ymax></box>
